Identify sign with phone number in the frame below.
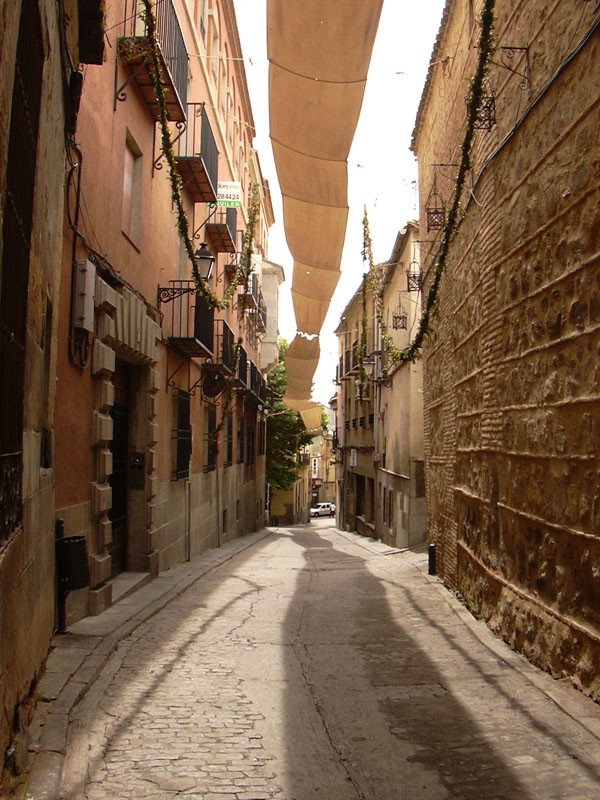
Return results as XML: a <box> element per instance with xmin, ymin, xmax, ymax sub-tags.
<box><xmin>217</xmin><ymin>181</ymin><xmax>242</xmax><ymax>207</ymax></box>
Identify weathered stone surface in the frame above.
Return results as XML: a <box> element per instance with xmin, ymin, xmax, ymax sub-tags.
<box><xmin>415</xmin><ymin>0</ymin><xmax>600</xmax><ymax>698</ymax></box>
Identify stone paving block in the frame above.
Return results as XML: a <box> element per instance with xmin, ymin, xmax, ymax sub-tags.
<box><xmin>20</xmin><ymin>527</ymin><xmax>600</xmax><ymax>800</ymax></box>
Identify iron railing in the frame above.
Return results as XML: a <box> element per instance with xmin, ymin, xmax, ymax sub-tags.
<box><xmin>122</xmin><ymin>0</ymin><xmax>188</xmax><ymax>110</ymax></box>
<box><xmin>158</xmin><ymin>281</ymin><xmax>214</xmax><ymax>357</ymax></box>
<box><xmin>214</xmin><ymin>320</ymin><xmax>235</xmax><ymax>372</ymax></box>
<box><xmin>236</xmin><ymin>345</ymin><xmax>248</xmax><ymax>386</ymax></box>
<box><xmin>175</xmin><ymin>103</ymin><xmax>218</xmax><ymax>197</ymax></box>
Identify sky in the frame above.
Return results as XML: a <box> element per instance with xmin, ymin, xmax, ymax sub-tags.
<box><xmin>232</xmin><ymin>0</ymin><xmax>446</xmax><ymax>406</ymax></box>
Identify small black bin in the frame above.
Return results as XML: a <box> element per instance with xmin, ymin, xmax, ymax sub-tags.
<box><xmin>56</xmin><ymin>536</ymin><xmax>90</xmax><ymax>591</ymax></box>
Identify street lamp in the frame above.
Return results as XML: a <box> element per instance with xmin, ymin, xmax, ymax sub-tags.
<box><xmin>363</xmin><ymin>356</ymin><xmax>375</xmax><ymax>378</ymax></box>
<box><xmin>195</xmin><ymin>242</ymin><xmax>215</xmax><ymax>281</ymax></box>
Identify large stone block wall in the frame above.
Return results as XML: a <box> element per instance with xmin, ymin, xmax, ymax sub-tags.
<box><xmin>416</xmin><ymin>0</ymin><xmax>600</xmax><ymax>698</ymax></box>
<box><xmin>0</xmin><ymin>0</ymin><xmax>69</xmax><ymax>767</ymax></box>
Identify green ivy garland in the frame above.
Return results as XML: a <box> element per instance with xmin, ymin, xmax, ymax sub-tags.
<box><xmin>140</xmin><ymin>0</ymin><xmax>258</xmax><ymax>311</ymax></box>
<box><xmin>363</xmin><ymin>0</ymin><xmax>496</xmax><ymax>367</ymax></box>
<box><xmin>139</xmin><ymin>0</ymin><xmax>263</xmax><ymax>441</ymax></box>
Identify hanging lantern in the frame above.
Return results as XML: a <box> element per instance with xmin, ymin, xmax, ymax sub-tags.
<box><xmin>406</xmin><ymin>261</ymin><xmax>422</xmax><ymax>292</ymax></box>
<box><xmin>425</xmin><ymin>177</ymin><xmax>445</xmax><ymax>231</ymax></box>
<box><xmin>392</xmin><ymin>305</ymin><xmax>408</xmax><ymax>330</ymax></box>
<box><xmin>468</xmin><ymin>79</ymin><xmax>496</xmax><ymax>131</ymax></box>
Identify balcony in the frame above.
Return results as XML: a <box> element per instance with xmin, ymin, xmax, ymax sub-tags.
<box><xmin>205</xmin><ymin>206</ymin><xmax>236</xmax><ymax>254</ymax></box>
<box><xmin>351</xmin><ymin>340</ymin><xmax>360</xmax><ymax>372</ymax></box>
<box><xmin>250</xmin><ymin>295</ymin><xmax>267</xmax><ymax>334</ymax></box>
<box><xmin>239</xmin><ymin>274</ymin><xmax>267</xmax><ymax>333</ymax></box>
<box><xmin>158</xmin><ymin>280</ymin><xmax>214</xmax><ymax>359</ymax></box>
<box><xmin>235</xmin><ymin>344</ymin><xmax>248</xmax><ymax>387</ymax></box>
<box><xmin>342</xmin><ymin>350</ymin><xmax>351</xmax><ymax>378</ymax></box>
<box><xmin>213</xmin><ymin>320</ymin><xmax>235</xmax><ymax>374</ymax></box>
<box><xmin>249</xmin><ymin>361</ymin><xmax>261</xmax><ymax>397</ymax></box>
<box><xmin>117</xmin><ymin>0</ymin><xmax>187</xmax><ymax>123</ymax></box>
<box><xmin>174</xmin><ymin>103</ymin><xmax>218</xmax><ymax>204</ymax></box>
<box><xmin>258</xmin><ymin>373</ymin><xmax>267</xmax><ymax>403</ymax></box>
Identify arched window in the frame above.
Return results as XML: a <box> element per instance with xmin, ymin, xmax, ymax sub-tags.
<box><xmin>196</xmin><ymin>0</ymin><xmax>207</xmax><ymax>39</ymax></box>
<box><xmin>208</xmin><ymin>6</ymin><xmax>220</xmax><ymax>84</ymax></box>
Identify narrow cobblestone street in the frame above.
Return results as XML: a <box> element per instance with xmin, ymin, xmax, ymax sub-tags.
<box><xmin>43</xmin><ymin>523</ymin><xmax>600</xmax><ymax>799</ymax></box>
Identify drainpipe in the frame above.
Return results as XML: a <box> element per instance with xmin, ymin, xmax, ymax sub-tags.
<box><xmin>216</xmin><ymin>436</ymin><xmax>221</xmax><ymax>548</ymax></box>
<box><xmin>185</xmin><ymin>459</ymin><xmax>191</xmax><ymax>561</ymax></box>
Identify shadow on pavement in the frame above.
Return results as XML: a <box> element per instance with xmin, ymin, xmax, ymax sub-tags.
<box><xmin>280</xmin><ymin>524</ymin><xmax>537</xmax><ymax>800</ymax></box>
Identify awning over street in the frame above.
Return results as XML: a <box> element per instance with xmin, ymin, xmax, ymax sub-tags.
<box><xmin>267</xmin><ymin>0</ymin><xmax>383</xmax><ymax>408</ymax></box>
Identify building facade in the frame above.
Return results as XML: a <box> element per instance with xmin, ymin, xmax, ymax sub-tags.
<box><xmin>0</xmin><ymin>0</ymin><xmax>104</xmax><ymax>771</ymax></box>
<box><xmin>53</xmin><ymin>0</ymin><xmax>274</xmax><ymax>621</ymax></box>
<box><xmin>335</xmin><ymin>275</ymin><xmax>378</xmax><ymax>538</ymax></box>
<box><xmin>269</xmin><ymin>452</ymin><xmax>311</xmax><ymax>526</ymax></box>
<box><xmin>412</xmin><ymin>0</ymin><xmax>600</xmax><ymax>697</ymax></box>
<box><xmin>309</xmin><ymin>428</ymin><xmax>336</xmax><ymax>509</ymax></box>
<box><xmin>0</xmin><ymin>0</ymin><xmax>276</xmax><ymax>771</ymax></box>
<box><xmin>333</xmin><ymin>224</ymin><xmax>427</xmax><ymax>548</ymax></box>
<box><xmin>374</xmin><ymin>223</ymin><xmax>426</xmax><ymax>548</ymax></box>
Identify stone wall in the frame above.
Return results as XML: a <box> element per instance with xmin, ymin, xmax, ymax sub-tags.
<box><xmin>414</xmin><ymin>0</ymin><xmax>600</xmax><ymax>698</ymax></box>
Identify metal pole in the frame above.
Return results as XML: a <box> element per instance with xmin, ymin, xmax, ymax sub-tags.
<box><xmin>55</xmin><ymin>518</ymin><xmax>68</xmax><ymax>634</ymax></box>
<box><xmin>428</xmin><ymin>543</ymin><xmax>436</xmax><ymax>576</ymax></box>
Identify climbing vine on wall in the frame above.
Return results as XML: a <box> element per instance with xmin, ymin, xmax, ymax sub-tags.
<box><xmin>363</xmin><ymin>0</ymin><xmax>496</xmax><ymax>367</ymax></box>
<box><xmin>139</xmin><ymin>0</ymin><xmax>265</xmax><ymax>439</ymax></box>
<box><xmin>140</xmin><ymin>0</ymin><xmax>258</xmax><ymax>311</ymax></box>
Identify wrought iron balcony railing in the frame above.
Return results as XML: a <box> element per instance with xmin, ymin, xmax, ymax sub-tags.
<box><xmin>117</xmin><ymin>0</ymin><xmax>187</xmax><ymax>122</ymax></box>
<box><xmin>213</xmin><ymin>319</ymin><xmax>235</xmax><ymax>374</ymax></box>
<box><xmin>205</xmin><ymin>206</ymin><xmax>236</xmax><ymax>254</ymax></box>
<box><xmin>235</xmin><ymin>344</ymin><xmax>248</xmax><ymax>387</ymax></box>
<box><xmin>158</xmin><ymin>280</ymin><xmax>213</xmax><ymax>359</ymax></box>
<box><xmin>343</xmin><ymin>350</ymin><xmax>351</xmax><ymax>376</ymax></box>
<box><xmin>171</xmin><ymin>103</ymin><xmax>218</xmax><ymax>204</ymax></box>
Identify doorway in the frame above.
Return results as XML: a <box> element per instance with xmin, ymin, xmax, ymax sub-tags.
<box><xmin>108</xmin><ymin>361</ymin><xmax>129</xmax><ymax>577</ymax></box>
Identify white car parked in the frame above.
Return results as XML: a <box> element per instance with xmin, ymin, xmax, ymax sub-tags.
<box><xmin>311</xmin><ymin>502</ymin><xmax>336</xmax><ymax>518</ymax></box>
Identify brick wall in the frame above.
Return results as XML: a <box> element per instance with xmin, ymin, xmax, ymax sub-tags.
<box><xmin>414</xmin><ymin>0</ymin><xmax>600</xmax><ymax>698</ymax></box>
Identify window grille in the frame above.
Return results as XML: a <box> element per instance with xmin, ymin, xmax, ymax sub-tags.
<box><xmin>245</xmin><ymin>424</ymin><xmax>255</xmax><ymax>466</ymax></box>
<box><xmin>204</xmin><ymin>403</ymin><xmax>216</xmax><ymax>472</ymax></box>
<box><xmin>224</xmin><ymin>412</ymin><xmax>233</xmax><ymax>466</ymax></box>
<box><xmin>258</xmin><ymin>419</ymin><xmax>266</xmax><ymax>456</ymax></box>
<box><xmin>237</xmin><ymin>416</ymin><xmax>244</xmax><ymax>463</ymax></box>
<box><xmin>172</xmin><ymin>390</ymin><xmax>191</xmax><ymax>480</ymax></box>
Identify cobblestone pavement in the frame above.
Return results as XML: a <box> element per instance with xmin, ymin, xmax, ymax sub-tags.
<box><xmin>52</xmin><ymin>523</ymin><xmax>600</xmax><ymax>798</ymax></box>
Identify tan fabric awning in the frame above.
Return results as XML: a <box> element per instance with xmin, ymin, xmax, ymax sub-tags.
<box><xmin>271</xmin><ymin>142</ymin><xmax>348</xmax><ymax>207</ymax></box>
<box><xmin>281</xmin><ymin>199</ymin><xmax>348</xmax><ymax>272</ymax></box>
<box><xmin>268</xmin><ymin>0</ymin><xmax>383</xmax><ymax>403</ymax></box>
<box><xmin>281</xmin><ymin>395</ymin><xmax>323</xmax><ymax>433</ymax></box>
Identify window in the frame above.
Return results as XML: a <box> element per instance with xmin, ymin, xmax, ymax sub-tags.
<box><xmin>198</xmin><ymin>0</ymin><xmax>206</xmax><ymax>39</ymax></box>
<box><xmin>237</xmin><ymin>415</ymin><xmax>244</xmax><ymax>463</ymax></box>
<box><xmin>258</xmin><ymin>419</ymin><xmax>266</xmax><ymax>456</ymax></box>
<box><xmin>209</xmin><ymin>13</ymin><xmax>219</xmax><ymax>84</ymax></box>
<box><xmin>245</xmin><ymin>424</ymin><xmax>255</xmax><ymax>467</ymax></box>
<box><xmin>220</xmin><ymin>56</ymin><xmax>227</xmax><ymax>117</ymax></box>
<box><xmin>224</xmin><ymin>412</ymin><xmax>233</xmax><ymax>466</ymax></box>
<box><xmin>122</xmin><ymin>132</ymin><xmax>142</xmax><ymax>246</ymax></box>
<box><xmin>204</xmin><ymin>403</ymin><xmax>217</xmax><ymax>472</ymax></box>
<box><xmin>173</xmin><ymin>391</ymin><xmax>191</xmax><ymax>480</ymax></box>
<box><xmin>227</xmin><ymin>92</ymin><xmax>234</xmax><ymax>145</ymax></box>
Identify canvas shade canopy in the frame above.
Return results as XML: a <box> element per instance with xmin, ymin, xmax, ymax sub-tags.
<box><xmin>267</xmin><ymin>0</ymin><xmax>383</xmax><ymax>405</ymax></box>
